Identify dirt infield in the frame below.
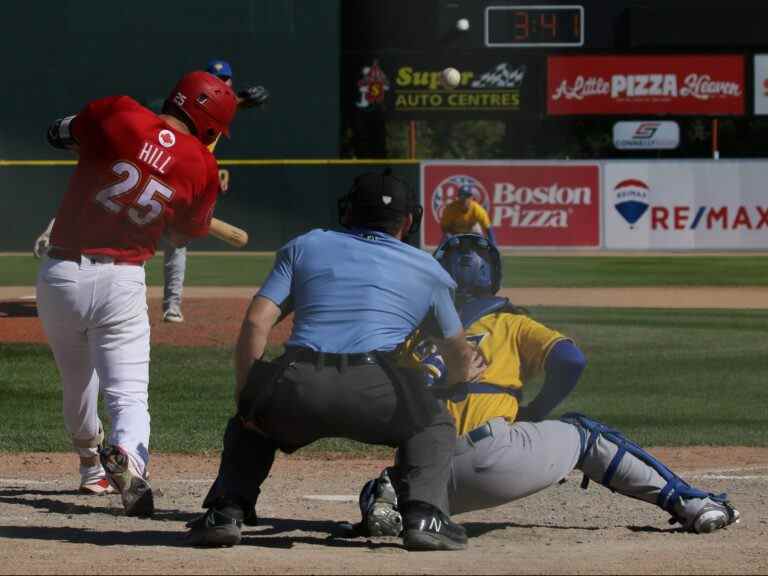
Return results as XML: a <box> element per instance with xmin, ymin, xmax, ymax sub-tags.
<box><xmin>0</xmin><ymin>450</ymin><xmax>766</xmax><ymax>574</ymax></box>
<box><xmin>1</xmin><ymin>287</ymin><xmax>767</xmax><ymax>573</ymax></box>
<box><xmin>2</xmin><ymin>285</ymin><xmax>767</xmax><ymax>347</ymax></box>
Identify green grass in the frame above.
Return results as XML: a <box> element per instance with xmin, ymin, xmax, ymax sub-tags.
<box><xmin>1</xmin><ymin>307</ymin><xmax>766</xmax><ymax>453</ymax></box>
<box><xmin>3</xmin><ymin>253</ymin><xmax>767</xmax><ymax>287</ymax></box>
<box><xmin>528</xmin><ymin>307</ymin><xmax>768</xmax><ymax>446</ymax></box>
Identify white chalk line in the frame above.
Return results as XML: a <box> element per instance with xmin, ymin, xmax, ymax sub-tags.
<box><xmin>0</xmin><ymin>478</ymin><xmax>359</xmax><ymax>501</ymax></box>
<box><xmin>690</xmin><ymin>474</ymin><xmax>768</xmax><ymax>481</ymax></box>
<box><xmin>303</xmin><ymin>495</ymin><xmax>357</xmax><ymax>502</ymax></box>
<box><xmin>1</xmin><ymin>465</ymin><xmax>766</xmax><ymax>494</ymax></box>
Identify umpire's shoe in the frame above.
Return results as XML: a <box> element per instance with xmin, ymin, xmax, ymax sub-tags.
<box><xmin>99</xmin><ymin>445</ymin><xmax>154</xmax><ymax>518</ymax></box>
<box><xmin>402</xmin><ymin>501</ymin><xmax>467</xmax><ymax>551</ymax></box>
<box><xmin>186</xmin><ymin>507</ymin><xmax>242</xmax><ymax>547</ymax></box>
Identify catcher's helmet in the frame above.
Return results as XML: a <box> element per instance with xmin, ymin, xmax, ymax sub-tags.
<box><xmin>458</xmin><ymin>184</ymin><xmax>474</xmax><ymax>198</ymax></box>
<box><xmin>165</xmin><ymin>71</ymin><xmax>237</xmax><ymax>145</ymax></box>
<box><xmin>434</xmin><ymin>234</ymin><xmax>502</xmax><ymax>299</ymax></box>
<box><xmin>338</xmin><ymin>169</ymin><xmax>423</xmax><ymax>238</ymax></box>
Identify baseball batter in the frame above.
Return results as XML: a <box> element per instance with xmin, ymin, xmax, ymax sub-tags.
<box><xmin>356</xmin><ymin>234</ymin><xmax>740</xmax><ymax>538</ymax></box>
<box><xmin>35</xmin><ymin>59</ymin><xmax>269</xmax><ymax>326</ymax></box>
<box><xmin>440</xmin><ymin>185</ymin><xmax>496</xmax><ymax>244</ymax></box>
<box><xmin>161</xmin><ymin>59</ymin><xmax>269</xmax><ymax>323</ymax></box>
<box><xmin>37</xmin><ymin>71</ymin><xmax>237</xmax><ymax>515</ymax></box>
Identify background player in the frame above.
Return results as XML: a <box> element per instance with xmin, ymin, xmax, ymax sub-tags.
<box><xmin>440</xmin><ymin>185</ymin><xmax>495</xmax><ymax>244</ymax></box>
<box><xmin>161</xmin><ymin>59</ymin><xmax>269</xmax><ymax>322</ymax></box>
<box><xmin>355</xmin><ymin>234</ymin><xmax>740</xmax><ymax>538</ymax></box>
<box><xmin>36</xmin><ymin>71</ymin><xmax>237</xmax><ymax>514</ymax></box>
<box><xmin>34</xmin><ymin>59</ymin><xmax>270</xmax><ymax>325</ymax></box>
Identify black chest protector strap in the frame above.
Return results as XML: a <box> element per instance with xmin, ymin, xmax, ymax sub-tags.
<box><xmin>459</xmin><ymin>296</ymin><xmax>512</xmax><ymax>329</ymax></box>
<box><xmin>433</xmin><ymin>297</ymin><xmax>524</xmax><ymax>403</ymax></box>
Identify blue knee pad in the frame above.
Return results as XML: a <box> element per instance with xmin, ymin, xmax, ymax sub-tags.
<box><xmin>561</xmin><ymin>412</ymin><xmax>727</xmax><ymax>512</ymax></box>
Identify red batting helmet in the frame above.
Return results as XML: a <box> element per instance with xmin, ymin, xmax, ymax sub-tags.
<box><xmin>166</xmin><ymin>71</ymin><xmax>237</xmax><ymax>145</ymax></box>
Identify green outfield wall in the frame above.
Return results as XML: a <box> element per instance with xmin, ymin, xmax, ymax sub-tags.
<box><xmin>0</xmin><ymin>161</ymin><xmax>419</xmax><ymax>252</ymax></box>
<box><xmin>0</xmin><ymin>0</ymin><xmax>351</xmax><ymax>251</ymax></box>
<box><xmin>0</xmin><ymin>1</ymin><xmax>339</xmax><ymax>160</ymax></box>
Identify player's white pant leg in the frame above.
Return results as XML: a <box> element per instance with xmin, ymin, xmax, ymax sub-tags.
<box><xmin>89</xmin><ymin>264</ymin><xmax>151</xmax><ymax>476</ymax></box>
<box><xmin>36</xmin><ymin>258</ymin><xmax>104</xmax><ymax>458</ymax></box>
<box><xmin>163</xmin><ymin>240</ymin><xmax>187</xmax><ymax>313</ymax></box>
<box><xmin>448</xmin><ymin>418</ymin><xmax>582</xmax><ymax>514</ymax></box>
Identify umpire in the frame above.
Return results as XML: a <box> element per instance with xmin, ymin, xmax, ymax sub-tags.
<box><xmin>186</xmin><ymin>170</ymin><xmax>476</xmax><ymax>551</ymax></box>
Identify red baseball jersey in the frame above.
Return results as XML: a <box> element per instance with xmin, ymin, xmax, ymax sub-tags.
<box><xmin>50</xmin><ymin>95</ymin><xmax>220</xmax><ymax>264</ymax></box>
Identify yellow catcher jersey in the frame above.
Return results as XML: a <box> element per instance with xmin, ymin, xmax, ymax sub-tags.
<box><xmin>398</xmin><ymin>311</ymin><xmax>567</xmax><ymax>435</ymax></box>
<box><xmin>447</xmin><ymin>312</ymin><xmax>567</xmax><ymax>435</ymax></box>
<box><xmin>440</xmin><ymin>200</ymin><xmax>492</xmax><ymax>235</ymax></box>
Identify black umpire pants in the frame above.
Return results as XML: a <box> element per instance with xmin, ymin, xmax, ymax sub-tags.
<box><xmin>203</xmin><ymin>354</ymin><xmax>457</xmax><ymax>515</ymax></box>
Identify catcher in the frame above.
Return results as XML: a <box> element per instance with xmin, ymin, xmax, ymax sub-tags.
<box><xmin>354</xmin><ymin>234</ymin><xmax>740</xmax><ymax>539</ymax></box>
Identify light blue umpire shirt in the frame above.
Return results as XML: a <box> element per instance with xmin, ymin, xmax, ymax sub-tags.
<box><xmin>257</xmin><ymin>228</ymin><xmax>462</xmax><ymax>353</ymax></box>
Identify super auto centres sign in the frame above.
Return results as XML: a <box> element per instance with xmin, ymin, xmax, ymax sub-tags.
<box><xmin>421</xmin><ymin>162</ymin><xmax>600</xmax><ymax>248</ymax></box>
<box><xmin>350</xmin><ymin>58</ymin><xmax>542</xmax><ymax>117</ymax></box>
<box><xmin>548</xmin><ymin>55</ymin><xmax>745</xmax><ymax>115</ymax></box>
<box><xmin>605</xmin><ymin>162</ymin><xmax>768</xmax><ymax>249</ymax></box>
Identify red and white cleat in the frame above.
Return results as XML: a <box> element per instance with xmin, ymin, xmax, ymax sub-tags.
<box><xmin>79</xmin><ymin>477</ymin><xmax>116</xmax><ymax>495</ymax></box>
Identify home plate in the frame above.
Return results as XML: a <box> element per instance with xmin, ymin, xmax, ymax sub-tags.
<box><xmin>303</xmin><ymin>494</ymin><xmax>357</xmax><ymax>502</ymax></box>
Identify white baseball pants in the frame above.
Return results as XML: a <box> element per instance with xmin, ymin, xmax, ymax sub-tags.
<box><xmin>36</xmin><ymin>256</ymin><xmax>151</xmax><ymax>476</ymax></box>
<box><xmin>161</xmin><ymin>237</ymin><xmax>186</xmax><ymax>313</ymax></box>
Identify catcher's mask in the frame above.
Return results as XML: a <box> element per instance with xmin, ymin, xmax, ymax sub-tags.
<box><xmin>338</xmin><ymin>169</ymin><xmax>423</xmax><ymax>238</ymax></box>
<box><xmin>434</xmin><ymin>234</ymin><xmax>502</xmax><ymax>299</ymax></box>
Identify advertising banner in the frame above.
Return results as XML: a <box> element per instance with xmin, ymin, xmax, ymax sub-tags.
<box><xmin>613</xmin><ymin>121</ymin><xmax>680</xmax><ymax>150</ymax></box>
<box><xmin>548</xmin><ymin>55</ymin><xmax>745</xmax><ymax>116</ymax></box>
<box><xmin>347</xmin><ymin>57</ymin><xmax>543</xmax><ymax>118</ymax></box>
<box><xmin>421</xmin><ymin>162</ymin><xmax>600</xmax><ymax>248</ymax></box>
<box><xmin>753</xmin><ymin>55</ymin><xmax>768</xmax><ymax>115</ymax></box>
<box><xmin>604</xmin><ymin>162</ymin><xmax>768</xmax><ymax>249</ymax></box>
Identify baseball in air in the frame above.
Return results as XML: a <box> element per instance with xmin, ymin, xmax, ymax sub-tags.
<box><xmin>441</xmin><ymin>67</ymin><xmax>462</xmax><ymax>89</ymax></box>
<box><xmin>456</xmin><ymin>18</ymin><xmax>470</xmax><ymax>31</ymax></box>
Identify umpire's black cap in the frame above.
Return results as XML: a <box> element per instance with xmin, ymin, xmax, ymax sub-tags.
<box><xmin>339</xmin><ymin>169</ymin><xmax>423</xmax><ymax>235</ymax></box>
<box><xmin>351</xmin><ymin>170</ymin><xmax>414</xmax><ymax>215</ymax></box>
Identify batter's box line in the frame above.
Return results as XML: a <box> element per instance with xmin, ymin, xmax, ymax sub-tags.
<box><xmin>3</xmin><ymin>468</ymin><xmax>767</xmax><ymax>487</ymax></box>
<box><xmin>690</xmin><ymin>474</ymin><xmax>768</xmax><ymax>481</ymax></box>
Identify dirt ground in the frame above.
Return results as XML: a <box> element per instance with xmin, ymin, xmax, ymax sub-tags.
<box><xmin>1</xmin><ymin>287</ymin><xmax>767</xmax><ymax>574</ymax></box>
<box><xmin>0</xmin><ymin>451</ymin><xmax>766</xmax><ymax>574</ymax></box>
<box><xmin>2</xmin><ymin>285</ymin><xmax>767</xmax><ymax>347</ymax></box>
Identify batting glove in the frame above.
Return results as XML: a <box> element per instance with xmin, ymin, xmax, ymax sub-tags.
<box><xmin>237</xmin><ymin>86</ymin><xmax>270</xmax><ymax>108</ymax></box>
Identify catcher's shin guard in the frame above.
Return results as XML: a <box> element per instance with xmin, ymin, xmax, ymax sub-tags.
<box><xmin>358</xmin><ymin>469</ymin><xmax>402</xmax><ymax>537</ymax></box>
<box><xmin>561</xmin><ymin>412</ymin><xmax>729</xmax><ymax>513</ymax></box>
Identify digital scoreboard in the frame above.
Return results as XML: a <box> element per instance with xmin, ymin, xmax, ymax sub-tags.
<box><xmin>485</xmin><ymin>5</ymin><xmax>584</xmax><ymax>47</ymax></box>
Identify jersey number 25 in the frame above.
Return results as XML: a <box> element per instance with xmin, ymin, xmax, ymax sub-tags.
<box><xmin>95</xmin><ymin>161</ymin><xmax>174</xmax><ymax>226</ymax></box>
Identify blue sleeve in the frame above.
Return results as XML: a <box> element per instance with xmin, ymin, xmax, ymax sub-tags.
<box><xmin>486</xmin><ymin>227</ymin><xmax>497</xmax><ymax>245</ymax></box>
<box><xmin>257</xmin><ymin>242</ymin><xmax>296</xmax><ymax>306</ymax></box>
<box><xmin>519</xmin><ymin>340</ymin><xmax>586</xmax><ymax>422</ymax></box>
<box><xmin>430</xmin><ymin>284</ymin><xmax>463</xmax><ymax>339</ymax></box>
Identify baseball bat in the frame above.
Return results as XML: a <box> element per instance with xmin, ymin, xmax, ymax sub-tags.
<box><xmin>209</xmin><ymin>217</ymin><xmax>248</xmax><ymax>248</ymax></box>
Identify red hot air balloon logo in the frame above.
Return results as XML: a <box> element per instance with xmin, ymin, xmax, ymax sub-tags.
<box><xmin>614</xmin><ymin>179</ymin><xmax>650</xmax><ymax>228</ymax></box>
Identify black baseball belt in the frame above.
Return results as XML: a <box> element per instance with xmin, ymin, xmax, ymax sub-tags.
<box><xmin>284</xmin><ymin>347</ymin><xmax>381</xmax><ymax>370</ymax></box>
